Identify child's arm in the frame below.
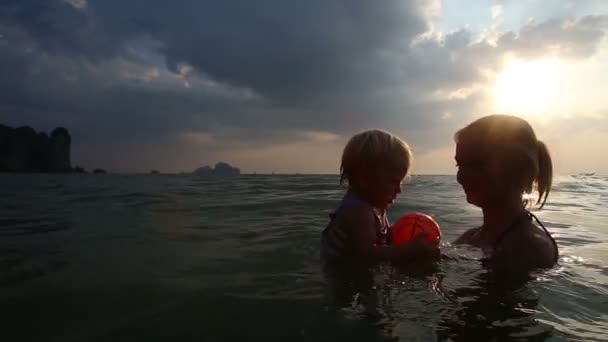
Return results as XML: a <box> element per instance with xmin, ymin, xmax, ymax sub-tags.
<box><xmin>343</xmin><ymin>204</ymin><xmax>438</xmax><ymax>262</ymax></box>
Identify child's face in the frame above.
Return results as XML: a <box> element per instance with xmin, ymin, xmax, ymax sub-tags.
<box><xmin>365</xmin><ymin>166</ymin><xmax>405</xmax><ymax>210</ymax></box>
<box><xmin>455</xmin><ymin>139</ymin><xmax>512</xmax><ymax>207</ymax></box>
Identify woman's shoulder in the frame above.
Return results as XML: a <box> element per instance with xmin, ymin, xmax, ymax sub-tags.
<box><xmin>453</xmin><ymin>227</ymin><xmax>482</xmax><ymax>245</ymax></box>
<box><xmin>497</xmin><ymin>219</ymin><xmax>557</xmax><ymax>269</ymax></box>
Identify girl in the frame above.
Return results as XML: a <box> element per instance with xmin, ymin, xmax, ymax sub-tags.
<box><xmin>321</xmin><ymin>129</ymin><xmax>438</xmax><ymax>265</ymax></box>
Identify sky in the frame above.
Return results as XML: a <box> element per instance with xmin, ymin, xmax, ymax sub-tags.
<box><xmin>0</xmin><ymin>0</ymin><xmax>607</xmax><ymax>174</ymax></box>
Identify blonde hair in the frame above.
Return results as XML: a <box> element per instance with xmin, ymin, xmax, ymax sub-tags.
<box><xmin>340</xmin><ymin>129</ymin><xmax>412</xmax><ymax>185</ymax></box>
<box><xmin>454</xmin><ymin>115</ymin><xmax>553</xmax><ymax>208</ymax></box>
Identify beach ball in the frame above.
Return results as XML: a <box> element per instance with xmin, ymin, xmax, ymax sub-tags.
<box><xmin>392</xmin><ymin>213</ymin><xmax>441</xmax><ymax>245</ymax></box>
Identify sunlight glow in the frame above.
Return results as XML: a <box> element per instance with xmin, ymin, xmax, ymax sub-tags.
<box><xmin>494</xmin><ymin>58</ymin><xmax>563</xmax><ymax>118</ymax></box>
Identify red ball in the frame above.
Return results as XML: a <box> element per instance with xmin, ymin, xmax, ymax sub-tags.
<box><xmin>392</xmin><ymin>212</ymin><xmax>441</xmax><ymax>245</ymax></box>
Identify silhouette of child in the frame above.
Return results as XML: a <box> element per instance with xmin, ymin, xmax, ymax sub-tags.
<box><xmin>321</xmin><ymin>129</ymin><xmax>438</xmax><ymax>265</ymax></box>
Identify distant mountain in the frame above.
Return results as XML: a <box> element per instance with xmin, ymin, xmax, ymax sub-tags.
<box><xmin>0</xmin><ymin>124</ymin><xmax>82</xmax><ymax>173</ymax></box>
<box><xmin>193</xmin><ymin>162</ymin><xmax>240</xmax><ymax>176</ymax></box>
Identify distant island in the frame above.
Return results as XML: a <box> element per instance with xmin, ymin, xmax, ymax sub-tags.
<box><xmin>193</xmin><ymin>162</ymin><xmax>240</xmax><ymax>176</ymax></box>
<box><xmin>0</xmin><ymin>124</ymin><xmax>87</xmax><ymax>173</ymax></box>
<box><xmin>1</xmin><ymin>124</ymin><xmax>241</xmax><ymax>176</ymax></box>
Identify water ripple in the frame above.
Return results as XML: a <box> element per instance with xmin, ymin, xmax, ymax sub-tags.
<box><xmin>0</xmin><ymin>174</ymin><xmax>605</xmax><ymax>341</ymax></box>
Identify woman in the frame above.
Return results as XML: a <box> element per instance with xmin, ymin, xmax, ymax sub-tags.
<box><xmin>453</xmin><ymin>114</ymin><xmax>558</xmax><ymax>275</ymax></box>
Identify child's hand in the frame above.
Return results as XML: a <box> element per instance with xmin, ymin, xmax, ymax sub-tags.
<box><xmin>397</xmin><ymin>232</ymin><xmax>440</xmax><ymax>260</ymax></box>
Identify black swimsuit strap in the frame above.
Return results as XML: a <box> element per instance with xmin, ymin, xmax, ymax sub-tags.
<box><xmin>492</xmin><ymin>210</ymin><xmax>529</xmax><ymax>249</ymax></box>
<box><xmin>491</xmin><ymin>209</ymin><xmax>559</xmax><ymax>263</ymax></box>
<box><xmin>525</xmin><ymin>210</ymin><xmax>560</xmax><ymax>263</ymax></box>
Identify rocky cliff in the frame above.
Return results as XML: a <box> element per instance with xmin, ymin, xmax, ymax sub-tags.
<box><xmin>0</xmin><ymin>124</ymin><xmax>74</xmax><ymax>172</ymax></box>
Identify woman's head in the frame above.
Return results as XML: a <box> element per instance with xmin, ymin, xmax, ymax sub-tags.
<box><xmin>340</xmin><ymin>129</ymin><xmax>412</xmax><ymax>209</ymax></box>
<box><xmin>454</xmin><ymin>115</ymin><xmax>552</xmax><ymax>208</ymax></box>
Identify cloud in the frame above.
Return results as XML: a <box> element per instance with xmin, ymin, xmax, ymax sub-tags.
<box><xmin>1</xmin><ymin>0</ymin><xmax>433</xmax><ymax>102</ymax></box>
<box><xmin>1</xmin><ymin>1</ymin><xmax>441</xmax><ymax>136</ymax></box>
<box><xmin>491</xmin><ymin>5</ymin><xmax>504</xmax><ymax>20</ymax></box>
<box><xmin>497</xmin><ymin>15</ymin><xmax>608</xmax><ymax>59</ymax></box>
<box><xmin>0</xmin><ymin>1</ymin><xmax>607</xmax><ymax>172</ymax></box>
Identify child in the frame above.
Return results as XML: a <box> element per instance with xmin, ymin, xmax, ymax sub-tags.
<box><xmin>453</xmin><ymin>115</ymin><xmax>559</xmax><ymax>274</ymax></box>
<box><xmin>321</xmin><ymin>129</ymin><xmax>439</xmax><ymax>265</ymax></box>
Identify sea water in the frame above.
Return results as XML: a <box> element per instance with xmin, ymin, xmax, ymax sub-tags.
<box><xmin>1</xmin><ymin>174</ymin><xmax>606</xmax><ymax>341</ymax></box>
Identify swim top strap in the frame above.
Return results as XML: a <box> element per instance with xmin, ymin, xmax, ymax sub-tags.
<box><xmin>492</xmin><ymin>209</ymin><xmax>559</xmax><ymax>263</ymax></box>
<box><xmin>492</xmin><ymin>210</ymin><xmax>529</xmax><ymax>249</ymax></box>
<box><xmin>526</xmin><ymin>210</ymin><xmax>560</xmax><ymax>263</ymax></box>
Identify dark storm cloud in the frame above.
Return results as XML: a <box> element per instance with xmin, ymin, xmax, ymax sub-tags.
<box><xmin>0</xmin><ymin>0</ymin><xmax>607</xmax><ymax>164</ymax></box>
<box><xmin>0</xmin><ymin>0</ymin><xmax>133</xmax><ymax>61</ymax></box>
<box><xmin>0</xmin><ymin>0</ymin><xmax>439</xmax><ymax>140</ymax></box>
<box><xmin>92</xmin><ymin>0</ymin><xmax>433</xmax><ymax>104</ymax></box>
<box><xmin>1</xmin><ymin>0</ymin><xmax>431</xmax><ymax>101</ymax></box>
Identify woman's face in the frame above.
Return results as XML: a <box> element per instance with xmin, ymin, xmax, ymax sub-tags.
<box><xmin>455</xmin><ymin>138</ymin><xmax>512</xmax><ymax>208</ymax></box>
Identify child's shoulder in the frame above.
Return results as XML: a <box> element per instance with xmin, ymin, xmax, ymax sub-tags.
<box><xmin>335</xmin><ymin>201</ymin><xmax>376</xmax><ymax>227</ymax></box>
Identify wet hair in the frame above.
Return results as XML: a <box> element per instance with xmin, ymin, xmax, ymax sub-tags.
<box><xmin>454</xmin><ymin>114</ymin><xmax>553</xmax><ymax>208</ymax></box>
<box><xmin>340</xmin><ymin>129</ymin><xmax>412</xmax><ymax>185</ymax></box>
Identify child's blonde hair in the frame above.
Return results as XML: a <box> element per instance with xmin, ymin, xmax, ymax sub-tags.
<box><xmin>340</xmin><ymin>129</ymin><xmax>412</xmax><ymax>185</ymax></box>
<box><xmin>454</xmin><ymin>115</ymin><xmax>553</xmax><ymax>208</ymax></box>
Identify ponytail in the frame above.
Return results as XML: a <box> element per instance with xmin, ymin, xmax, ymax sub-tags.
<box><xmin>536</xmin><ymin>140</ymin><xmax>553</xmax><ymax>208</ymax></box>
